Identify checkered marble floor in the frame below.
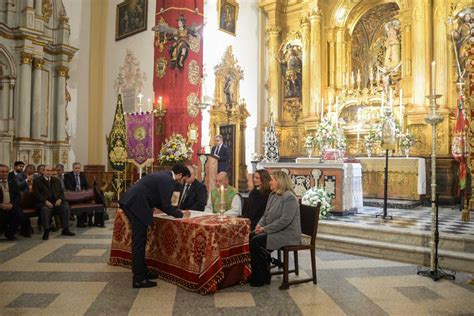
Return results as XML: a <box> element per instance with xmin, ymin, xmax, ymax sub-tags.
<box><xmin>329</xmin><ymin>206</ymin><xmax>474</xmax><ymax>236</ymax></box>
<box><xmin>0</xmin><ymin>209</ymin><xmax>473</xmax><ymax>315</ymax></box>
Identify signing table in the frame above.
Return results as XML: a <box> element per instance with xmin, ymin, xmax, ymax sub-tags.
<box><xmin>109</xmin><ymin>210</ymin><xmax>251</xmax><ymax>294</ymax></box>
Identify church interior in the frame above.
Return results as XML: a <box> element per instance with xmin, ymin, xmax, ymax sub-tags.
<box><xmin>0</xmin><ymin>0</ymin><xmax>473</xmax><ymax>314</ymax></box>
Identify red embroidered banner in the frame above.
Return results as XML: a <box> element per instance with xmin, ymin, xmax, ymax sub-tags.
<box><xmin>109</xmin><ymin>210</ymin><xmax>251</xmax><ymax>294</ymax></box>
<box><xmin>153</xmin><ymin>0</ymin><xmax>204</xmax><ymax>164</ymax></box>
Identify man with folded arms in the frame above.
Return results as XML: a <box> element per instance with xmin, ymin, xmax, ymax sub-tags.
<box><xmin>33</xmin><ymin>165</ymin><xmax>75</xmax><ymax>240</ymax></box>
<box><xmin>119</xmin><ymin>163</ymin><xmax>191</xmax><ymax>289</ymax></box>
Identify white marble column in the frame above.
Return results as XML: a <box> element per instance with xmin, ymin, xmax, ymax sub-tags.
<box><xmin>34</xmin><ymin>0</ymin><xmax>42</xmax><ymax>16</ymax></box>
<box><xmin>31</xmin><ymin>58</ymin><xmax>43</xmax><ymax>139</ymax></box>
<box><xmin>0</xmin><ymin>80</ymin><xmax>8</xmax><ymax>131</ymax></box>
<box><xmin>55</xmin><ymin>66</ymin><xmax>68</xmax><ymax>142</ymax></box>
<box><xmin>17</xmin><ymin>52</ymin><xmax>33</xmax><ymax>139</ymax></box>
<box><xmin>8</xmin><ymin>80</ymin><xmax>15</xmax><ymax>130</ymax></box>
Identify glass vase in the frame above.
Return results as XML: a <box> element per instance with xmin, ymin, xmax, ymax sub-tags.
<box><xmin>366</xmin><ymin>147</ymin><xmax>372</xmax><ymax>158</ymax></box>
<box><xmin>404</xmin><ymin>148</ymin><xmax>410</xmax><ymax>158</ymax></box>
<box><xmin>307</xmin><ymin>147</ymin><xmax>313</xmax><ymax>158</ymax></box>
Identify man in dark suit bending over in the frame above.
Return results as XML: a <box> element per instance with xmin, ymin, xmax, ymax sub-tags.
<box><xmin>119</xmin><ymin>164</ymin><xmax>191</xmax><ymax>288</ymax></box>
<box><xmin>210</xmin><ymin>134</ymin><xmax>230</xmax><ymax>173</ymax></box>
<box><xmin>178</xmin><ymin>165</ymin><xmax>207</xmax><ymax>212</ymax></box>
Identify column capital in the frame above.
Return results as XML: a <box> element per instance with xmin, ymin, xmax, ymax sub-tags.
<box><xmin>266</xmin><ymin>26</ymin><xmax>281</xmax><ymax>36</ymax></box>
<box><xmin>20</xmin><ymin>52</ymin><xmax>33</xmax><ymax>65</ymax></box>
<box><xmin>56</xmin><ymin>66</ymin><xmax>69</xmax><ymax>77</ymax></box>
<box><xmin>33</xmin><ymin>58</ymin><xmax>44</xmax><ymax>70</ymax></box>
<box><xmin>309</xmin><ymin>8</ymin><xmax>322</xmax><ymax>22</ymax></box>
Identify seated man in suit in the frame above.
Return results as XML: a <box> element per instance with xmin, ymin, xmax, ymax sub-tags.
<box><xmin>205</xmin><ymin>172</ymin><xmax>241</xmax><ymax>217</ymax></box>
<box><xmin>64</xmin><ymin>162</ymin><xmax>90</xmax><ymax>227</ymax></box>
<box><xmin>210</xmin><ymin>135</ymin><xmax>230</xmax><ymax>173</ymax></box>
<box><xmin>0</xmin><ymin>164</ymin><xmax>24</xmax><ymax>240</ymax></box>
<box><xmin>8</xmin><ymin>161</ymin><xmax>32</xmax><ymax>237</ymax></box>
<box><xmin>33</xmin><ymin>165</ymin><xmax>75</xmax><ymax>240</ymax></box>
<box><xmin>178</xmin><ymin>165</ymin><xmax>207</xmax><ymax>212</ymax></box>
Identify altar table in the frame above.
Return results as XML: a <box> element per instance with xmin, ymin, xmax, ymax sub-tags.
<box><xmin>260</xmin><ymin>161</ymin><xmax>363</xmax><ymax>214</ymax></box>
<box><xmin>357</xmin><ymin>157</ymin><xmax>426</xmax><ymax>200</ymax></box>
<box><xmin>109</xmin><ymin>210</ymin><xmax>251</xmax><ymax>294</ymax></box>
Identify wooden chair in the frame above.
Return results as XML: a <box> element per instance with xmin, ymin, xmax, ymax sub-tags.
<box><xmin>271</xmin><ymin>204</ymin><xmax>321</xmax><ymax>290</ymax></box>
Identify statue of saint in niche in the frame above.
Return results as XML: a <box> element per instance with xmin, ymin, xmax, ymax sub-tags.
<box><xmin>279</xmin><ymin>45</ymin><xmax>302</xmax><ymax>99</ymax></box>
<box><xmin>383</xmin><ymin>20</ymin><xmax>401</xmax><ymax>71</ymax></box>
<box><xmin>223</xmin><ymin>73</ymin><xmax>235</xmax><ymax>105</ymax></box>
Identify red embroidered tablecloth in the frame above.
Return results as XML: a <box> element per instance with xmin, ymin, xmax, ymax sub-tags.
<box><xmin>109</xmin><ymin>209</ymin><xmax>251</xmax><ymax>294</ymax></box>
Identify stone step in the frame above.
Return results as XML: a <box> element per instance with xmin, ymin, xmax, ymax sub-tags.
<box><xmin>318</xmin><ymin>221</ymin><xmax>474</xmax><ymax>253</ymax></box>
<box><xmin>363</xmin><ymin>198</ymin><xmax>421</xmax><ymax>209</ymax></box>
<box><xmin>316</xmin><ymin>233</ymin><xmax>474</xmax><ymax>274</ymax></box>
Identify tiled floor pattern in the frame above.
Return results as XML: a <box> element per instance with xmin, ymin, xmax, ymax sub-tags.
<box><xmin>0</xmin><ymin>210</ymin><xmax>472</xmax><ymax>315</ymax></box>
<box><xmin>330</xmin><ymin>205</ymin><xmax>474</xmax><ymax>235</ymax></box>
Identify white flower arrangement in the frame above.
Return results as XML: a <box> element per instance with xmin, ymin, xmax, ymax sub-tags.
<box><xmin>398</xmin><ymin>131</ymin><xmax>414</xmax><ymax>149</ymax></box>
<box><xmin>315</xmin><ymin>117</ymin><xmax>346</xmax><ymax>152</ymax></box>
<box><xmin>158</xmin><ymin>133</ymin><xmax>193</xmax><ymax>165</ymax></box>
<box><xmin>303</xmin><ymin>135</ymin><xmax>316</xmax><ymax>149</ymax></box>
<box><xmin>301</xmin><ymin>187</ymin><xmax>332</xmax><ymax>218</ymax></box>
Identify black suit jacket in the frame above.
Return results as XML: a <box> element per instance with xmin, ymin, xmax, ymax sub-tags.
<box><xmin>64</xmin><ymin>172</ymin><xmax>89</xmax><ymax>191</ymax></box>
<box><xmin>0</xmin><ymin>173</ymin><xmax>22</xmax><ymax>207</ymax></box>
<box><xmin>210</xmin><ymin>144</ymin><xmax>230</xmax><ymax>173</ymax></box>
<box><xmin>33</xmin><ymin>176</ymin><xmax>65</xmax><ymax>207</ymax></box>
<box><xmin>119</xmin><ymin>171</ymin><xmax>183</xmax><ymax>225</ymax></box>
<box><xmin>179</xmin><ymin>179</ymin><xmax>207</xmax><ymax>211</ymax></box>
<box><xmin>9</xmin><ymin>171</ymin><xmax>28</xmax><ymax>192</ymax></box>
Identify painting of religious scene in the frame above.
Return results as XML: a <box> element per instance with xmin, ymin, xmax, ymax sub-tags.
<box><xmin>218</xmin><ymin>0</ymin><xmax>238</xmax><ymax>36</ymax></box>
<box><xmin>116</xmin><ymin>0</ymin><xmax>148</xmax><ymax>41</ymax></box>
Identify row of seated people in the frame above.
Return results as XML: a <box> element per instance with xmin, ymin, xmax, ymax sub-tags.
<box><xmin>1</xmin><ymin>162</ymin><xmax>105</xmax><ymax>241</ymax></box>
<box><xmin>11</xmin><ymin>161</ymin><xmax>103</xmax><ymax>228</ymax></box>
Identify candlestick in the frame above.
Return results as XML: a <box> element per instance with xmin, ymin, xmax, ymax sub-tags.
<box><xmin>137</xmin><ymin>92</ymin><xmax>143</xmax><ymax>105</ymax></box>
<box><xmin>431</xmin><ymin>60</ymin><xmax>436</xmax><ymax>95</ymax></box>
<box><xmin>399</xmin><ymin>89</ymin><xmax>403</xmax><ymax>128</ymax></box>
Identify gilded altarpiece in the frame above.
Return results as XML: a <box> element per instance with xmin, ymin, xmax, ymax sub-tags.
<box><xmin>209</xmin><ymin>46</ymin><xmax>249</xmax><ymax>191</ymax></box>
<box><xmin>259</xmin><ymin>0</ymin><xmax>471</xmax><ymax>203</ymax></box>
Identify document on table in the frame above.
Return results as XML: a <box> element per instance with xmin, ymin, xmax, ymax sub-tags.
<box><xmin>153</xmin><ymin>210</ymin><xmax>213</xmax><ymax>220</ymax></box>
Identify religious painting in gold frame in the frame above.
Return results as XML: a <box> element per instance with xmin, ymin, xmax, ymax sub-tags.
<box><xmin>187</xmin><ymin>123</ymin><xmax>199</xmax><ymax>143</ymax></box>
<box><xmin>115</xmin><ymin>0</ymin><xmax>148</xmax><ymax>41</ymax></box>
<box><xmin>218</xmin><ymin>0</ymin><xmax>238</xmax><ymax>36</ymax></box>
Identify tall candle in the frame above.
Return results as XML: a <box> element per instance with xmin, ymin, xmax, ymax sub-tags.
<box><xmin>381</xmin><ymin>91</ymin><xmax>385</xmax><ymax>115</ymax></box>
<box><xmin>389</xmin><ymin>87</ymin><xmax>393</xmax><ymax>110</ymax></box>
<box><xmin>431</xmin><ymin>60</ymin><xmax>436</xmax><ymax>95</ymax></box>
<box><xmin>357</xmin><ymin>125</ymin><xmax>360</xmax><ymax>145</ymax></box>
<box><xmin>321</xmin><ymin>98</ymin><xmax>324</xmax><ymax>120</ymax></box>
<box><xmin>220</xmin><ymin>185</ymin><xmax>225</xmax><ymax>203</ymax></box>
<box><xmin>399</xmin><ymin>89</ymin><xmax>403</xmax><ymax>127</ymax></box>
<box><xmin>351</xmin><ymin>71</ymin><xmax>355</xmax><ymax>88</ymax></box>
<box><xmin>335</xmin><ymin>97</ymin><xmax>339</xmax><ymax>128</ymax></box>
<box><xmin>369</xmin><ymin>66</ymin><xmax>373</xmax><ymax>82</ymax></box>
<box><xmin>158</xmin><ymin>96</ymin><xmax>163</xmax><ymax>111</ymax></box>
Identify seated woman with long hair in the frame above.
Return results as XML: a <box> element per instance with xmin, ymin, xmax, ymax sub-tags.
<box><xmin>249</xmin><ymin>171</ymin><xmax>301</xmax><ymax>287</ymax></box>
<box><xmin>242</xmin><ymin>169</ymin><xmax>271</xmax><ymax>231</ymax></box>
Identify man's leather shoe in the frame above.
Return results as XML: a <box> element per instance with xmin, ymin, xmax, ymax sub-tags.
<box><xmin>61</xmin><ymin>229</ymin><xmax>75</xmax><ymax>236</ymax></box>
<box><xmin>42</xmin><ymin>230</ymin><xmax>50</xmax><ymax>240</ymax></box>
<box><xmin>133</xmin><ymin>279</ymin><xmax>157</xmax><ymax>288</ymax></box>
<box><xmin>76</xmin><ymin>222</ymin><xmax>87</xmax><ymax>228</ymax></box>
<box><xmin>20</xmin><ymin>231</ymin><xmax>32</xmax><ymax>238</ymax></box>
<box><xmin>147</xmin><ymin>272</ymin><xmax>158</xmax><ymax>280</ymax></box>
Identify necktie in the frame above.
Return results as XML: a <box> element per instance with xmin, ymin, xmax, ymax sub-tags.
<box><xmin>75</xmin><ymin>174</ymin><xmax>80</xmax><ymax>191</ymax></box>
<box><xmin>216</xmin><ymin>145</ymin><xmax>221</xmax><ymax>156</ymax></box>
<box><xmin>180</xmin><ymin>184</ymin><xmax>190</xmax><ymax>208</ymax></box>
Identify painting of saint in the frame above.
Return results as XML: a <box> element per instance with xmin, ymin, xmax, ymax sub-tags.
<box><xmin>116</xmin><ymin>0</ymin><xmax>147</xmax><ymax>41</ymax></box>
<box><xmin>218</xmin><ymin>0</ymin><xmax>238</xmax><ymax>36</ymax></box>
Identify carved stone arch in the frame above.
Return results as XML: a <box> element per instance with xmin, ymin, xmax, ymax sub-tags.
<box><xmin>0</xmin><ymin>44</ymin><xmax>17</xmax><ymax>78</ymax></box>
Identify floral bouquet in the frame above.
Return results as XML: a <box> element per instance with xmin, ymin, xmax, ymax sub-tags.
<box><xmin>398</xmin><ymin>131</ymin><xmax>414</xmax><ymax>149</ymax></box>
<box><xmin>301</xmin><ymin>187</ymin><xmax>332</xmax><ymax>219</ymax></box>
<box><xmin>303</xmin><ymin>135</ymin><xmax>316</xmax><ymax>149</ymax></box>
<box><xmin>315</xmin><ymin>117</ymin><xmax>338</xmax><ymax>148</ymax></box>
<box><xmin>158</xmin><ymin>133</ymin><xmax>193</xmax><ymax>165</ymax></box>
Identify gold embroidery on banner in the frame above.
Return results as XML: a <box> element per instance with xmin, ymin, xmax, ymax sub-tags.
<box><xmin>189</xmin><ymin>33</ymin><xmax>200</xmax><ymax>52</ymax></box>
<box><xmin>155</xmin><ymin>57</ymin><xmax>167</xmax><ymax>79</ymax></box>
<box><xmin>187</xmin><ymin>60</ymin><xmax>200</xmax><ymax>85</ymax></box>
<box><xmin>187</xmin><ymin>93</ymin><xmax>199</xmax><ymax>117</ymax></box>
